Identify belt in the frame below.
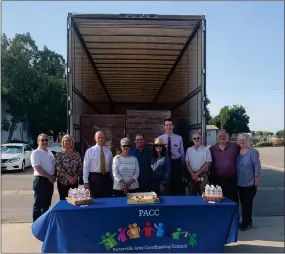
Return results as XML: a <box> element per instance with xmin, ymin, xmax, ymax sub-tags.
<box><xmin>171</xmin><ymin>158</ymin><xmax>181</xmax><ymax>161</ymax></box>
<box><xmin>89</xmin><ymin>172</ymin><xmax>110</xmax><ymax>176</ymax></box>
<box><xmin>34</xmin><ymin>175</ymin><xmax>48</xmax><ymax>179</ymax></box>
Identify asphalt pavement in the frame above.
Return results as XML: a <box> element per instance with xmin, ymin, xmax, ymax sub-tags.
<box><xmin>256</xmin><ymin>146</ymin><xmax>284</xmax><ymax>169</ymax></box>
<box><xmin>1</xmin><ymin>147</ymin><xmax>284</xmax><ymax>253</ymax></box>
<box><xmin>2</xmin><ymin>147</ymin><xmax>284</xmax><ymax>223</ymax></box>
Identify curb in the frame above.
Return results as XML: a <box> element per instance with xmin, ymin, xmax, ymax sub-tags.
<box><xmin>2</xmin><ymin>190</ymin><xmax>59</xmax><ymax>195</ymax></box>
<box><xmin>261</xmin><ymin>164</ymin><xmax>284</xmax><ymax>172</ymax></box>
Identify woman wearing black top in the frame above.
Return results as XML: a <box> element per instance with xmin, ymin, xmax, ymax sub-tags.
<box><xmin>150</xmin><ymin>138</ymin><xmax>171</xmax><ymax>195</ymax></box>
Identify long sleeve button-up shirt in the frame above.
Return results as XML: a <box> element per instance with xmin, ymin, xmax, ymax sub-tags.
<box><xmin>83</xmin><ymin>145</ymin><xmax>113</xmax><ymax>184</ymax></box>
<box><xmin>237</xmin><ymin>147</ymin><xmax>261</xmax><ymax>187</ymax></box>
<box><xmin>129</xmin><ymin>147</ymin><xmax>152</xmax><ymax>189</ymax></box>
<box><xmin>159</xmin><ymin>133</ymin><xmax>185</xmax><ymax>165</ymax></box>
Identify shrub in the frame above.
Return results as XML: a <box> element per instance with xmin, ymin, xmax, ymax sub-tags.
<box><xmin>255</xmin><ymin>142</ymin><xmax>273</xmax><ymax>147</ymax></box>
<box><xmin>271</xmin><ymin>138</ymin><xmax>285</xmax><ymax>146</ymax></box>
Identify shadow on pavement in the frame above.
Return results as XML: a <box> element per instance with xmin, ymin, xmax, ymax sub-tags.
<box><xmin>2</xmin><ymin>166</ymin><xmax>33</xmax><ymax>175</ymax></box>
<box><xmin>225</xmin><ymin>244</ymin><xmax>284</xmax><ymax>253</ymax></box>
<box><xmin>225</xmin><ymin>216</ymin><xmax>284</xmax><ymax>253</ymax></box>
<box><xmin>259</xmin><ymin>168</ymin><xmax>284</xmax><ymax>187</ymax></box>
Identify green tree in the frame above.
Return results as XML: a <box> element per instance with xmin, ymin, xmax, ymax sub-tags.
<box><xmin>28</xmin><ymin>46</ymin><xmax>67</xmax><ymax>141</ymax></box>
<box><xmin>2</xmin><ymin>33</ymin><xmax>67</xmax><ymax>142</ymax></box>
<box><xmin>209</xmin><ymin>105</ymin><xmax>250</xmax><ymax>135</ymax></box>
<box><xmin>276</xmin><ymin>130</ymin><xmax>285</xmax><ymax>138</ymax></box>
<box><xmin>256</xmin><ymin>131</ymin><xmax>264</xmax><ymax>136</ymax></box>
<box><xmin>1</xmin><ymin>33</ymin><xmax>40</xmax><ymax>142</ymax></box>
<box><xmin>205</xmin><ymin>96</ymin><xmax>212</xmax><ymax>124</ymax></box>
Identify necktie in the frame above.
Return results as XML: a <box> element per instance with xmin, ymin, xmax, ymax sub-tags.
<box><xmin>167</xmin><ymin>137</ymin><xmax>171</xmax><ymax>158</ymax></box>
<box><xmin>100</xmin><ymin>147</ymin><xmax>106</xmax><ymax>175</ymax></box>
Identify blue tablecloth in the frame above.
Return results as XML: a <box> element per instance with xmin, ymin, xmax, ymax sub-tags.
<box><xmin>32</xmin><ymin>196</ymin><xmax>238</xmax><ymax>253</ymax></box>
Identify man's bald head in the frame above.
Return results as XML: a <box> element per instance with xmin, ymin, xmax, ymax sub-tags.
<box><xmin>94</xmin><ymin>131</ymin><xmax>105</xmax><ymax>146</ymax></box>
<box><xmin>217</xmin><ymin>129</ymin><xmax>228</xmax><ymax>144</ymax></box>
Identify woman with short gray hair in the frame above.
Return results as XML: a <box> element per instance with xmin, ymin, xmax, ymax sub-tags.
<box><xmin>236</xmin><ymin>133</ymin><xmax>261</xmax><ymax>231</ymax></box>
<box><xmin>112</xmin><ymin>138</ymin><xmax>140</xmax><ymax>197</ymax></box>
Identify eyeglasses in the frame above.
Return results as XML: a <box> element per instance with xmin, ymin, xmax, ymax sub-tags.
<box><xmin>40</xmin><ymin>139</ymin><xmax>48</xmax><ymax>142</ymax></box>
<box><xmin>122</xmin><ymin>145</ymin><xmax>130</xmax><ymax>148</ymax></box>
<box><xmin>154</xmin><ymin>145</ymin><xmax>163</xmax><ymax>148</ymax></box>
<box><xmin>193</xmin><ymin>137</ymin><xmax>200</xmax><ymax>141</ymax></box>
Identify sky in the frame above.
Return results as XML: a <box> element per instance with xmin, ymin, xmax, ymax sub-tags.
<box><xmin>3</xmin><ymin>1</ymin><xmax>284</xmax><ymax>133</ymax></box>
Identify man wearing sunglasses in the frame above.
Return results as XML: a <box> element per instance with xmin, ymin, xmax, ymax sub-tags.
<box><xmin>30</xmin><ymin>133</ymin><xmax>56</xmax><ymax>222</ymax></box>
<box><xmin>185</xmin><ymin>133</ymin><xmax>212</xmax><ymax>195</ymax></box>
<box><xmin>129</xmin><ymin>134</ymin><xmax>152</xmax><ymax>192</ymax></box>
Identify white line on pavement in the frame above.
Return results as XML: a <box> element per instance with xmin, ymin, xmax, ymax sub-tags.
<box><xmin>261</xmin><ymin>164</ymin><xmax>284</xmax><ymax>172</ymax></box>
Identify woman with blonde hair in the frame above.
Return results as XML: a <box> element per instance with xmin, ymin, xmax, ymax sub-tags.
<box><xmin>236</xmin><ymin>133</ymin><xmax>261</xmax><ymax>231</ymax></box>
<box><xmin>54</xmin><ymin>134</ymin><xmax>83</xmax><ymax>200</ymax></box>
<box><xmin>112</xmin><ymin>137</ymin><xmax>140</xmax><ymax>197</ymax></box>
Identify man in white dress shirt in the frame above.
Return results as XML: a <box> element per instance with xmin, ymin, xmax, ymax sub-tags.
<box><xmin>83</xmin><ymin>131</ymin><xmax>113</xmax><ymax>198</ymax></box>
<box><xmin>30</xmin><ymin>133</ymin><xmax>56</xmax><ymax>222</ymax></box>
<box><xmin>185</xmin><ymin>132</ymin><xmax>212</xmax><ymax>196</ymax></box>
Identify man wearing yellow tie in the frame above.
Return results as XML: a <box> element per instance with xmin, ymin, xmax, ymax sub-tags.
<box><xmin>83</xmin><ymin>131</ymin><xmax>114</xmax><ymax>198</ymax></box>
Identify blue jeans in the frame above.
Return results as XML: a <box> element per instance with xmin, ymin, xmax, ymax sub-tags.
<box><xmin>33</xmin><ymin>176</ymin><xmax>54</xmax><ymax>222</ymax></box>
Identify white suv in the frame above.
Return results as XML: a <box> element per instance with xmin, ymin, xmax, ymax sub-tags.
<box><xmin>1</xmin><ymin>143</ymin><xmax>33</xmax><ymax>172</ymax></box>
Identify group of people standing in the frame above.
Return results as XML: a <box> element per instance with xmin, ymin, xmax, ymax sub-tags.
<box><xmin>31</xmin><ymin>117</ymin><xmax>261</xmax><ymax>232</ymax></box>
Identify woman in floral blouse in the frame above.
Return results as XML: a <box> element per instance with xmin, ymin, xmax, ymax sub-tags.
<box><xmin>55</xmin><ymin>134</ymin><xmax>83</xmax><ymax>200</ymax></box>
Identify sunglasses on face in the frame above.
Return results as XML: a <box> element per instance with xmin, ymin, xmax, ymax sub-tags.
<box><xmin>193</xmin><ymin>137</ymin><xmax>200</xmax><ymax>141</ymax></box>
<box><xmin>154</xmin><ymin>145</ymin><xmax>163</xmax><ymax>148</ymax></box>
<box><xmin>122</xmin><ymin>145</ymin><xmax>130</xmax><ymax>148</ymax></box>
<box><xmin>40</xmin><ymin>139</ymin><xmax>48</xmax><ymax>142</ymax></box>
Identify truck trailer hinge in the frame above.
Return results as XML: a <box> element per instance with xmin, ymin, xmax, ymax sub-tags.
<box><xmin>67</xmin><ymin>67</ymin><xmax>71</xmax><ymax>73</ymax></box>
<box><xmin>67</xmin><ymin>19</ymin><xmax>71</xmax><ymax>30</ymax></box>
<box><xmin>202</xmin><ymin>69</ymin><xmax>206</xmax><ymax>74</ymax></box>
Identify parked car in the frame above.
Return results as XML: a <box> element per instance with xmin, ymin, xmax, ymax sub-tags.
<box><xmin>48</xmin><ymin>142</ymin><xmax>62</xmax><ymax>155</ymax></box>
<box><xmin>1</xmin><ymin>143</ymin><xmax>33</xmax><ymax>172</ymax></box>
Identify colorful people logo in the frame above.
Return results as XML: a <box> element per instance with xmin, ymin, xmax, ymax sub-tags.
<box><xmin>127</xmin><ymin>223</ymin><xmax>140</xmax><ymax>239</ymax></box>
<box><xmin>98</xmin><ymin>232</ymin><xmax>118</xmax><ymax>250</ymax></box>
<box><xmin>141</xmin><ymin>221</ymin><xmax>156</xmax><ymax>237</ymax></box>
<box><xmin>187</xmin><ymin>233</ymin><xmax>197</xmax><ymax>247</ymax></box>
<box><xmin>172</xmin><ymin>228</ymin><xmax>185</xmax><ymax>240</ymax></box>
<box><xmin>99</xmin><ymin>223</ymin><xmax>198</xmax><ymax>250</ymax></box>
<box><xmin>117</xmin><ymin>228</ymin><xmax>127</xmax><ymax>243</ymax></box>
<box><xmin>154</xmin><ymin>223</ymin><xmax>164</xmax><ymax>237</ymax></box>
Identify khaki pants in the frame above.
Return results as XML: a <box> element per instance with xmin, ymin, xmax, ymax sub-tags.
<box><xmin>188</xmin><ymin>172</ymin><xmax>209</xmax><ymax>196</ymax></box>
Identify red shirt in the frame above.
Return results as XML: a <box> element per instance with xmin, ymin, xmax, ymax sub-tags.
<box><xmin>209</xmin><ymin>142</ymin><xmax>240</xmax><ymax>178</ymax></box>
<box><xmin>142</xmin><ymin>226</ymin><xmax>155</xmax><ymax>237</ymax></box>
